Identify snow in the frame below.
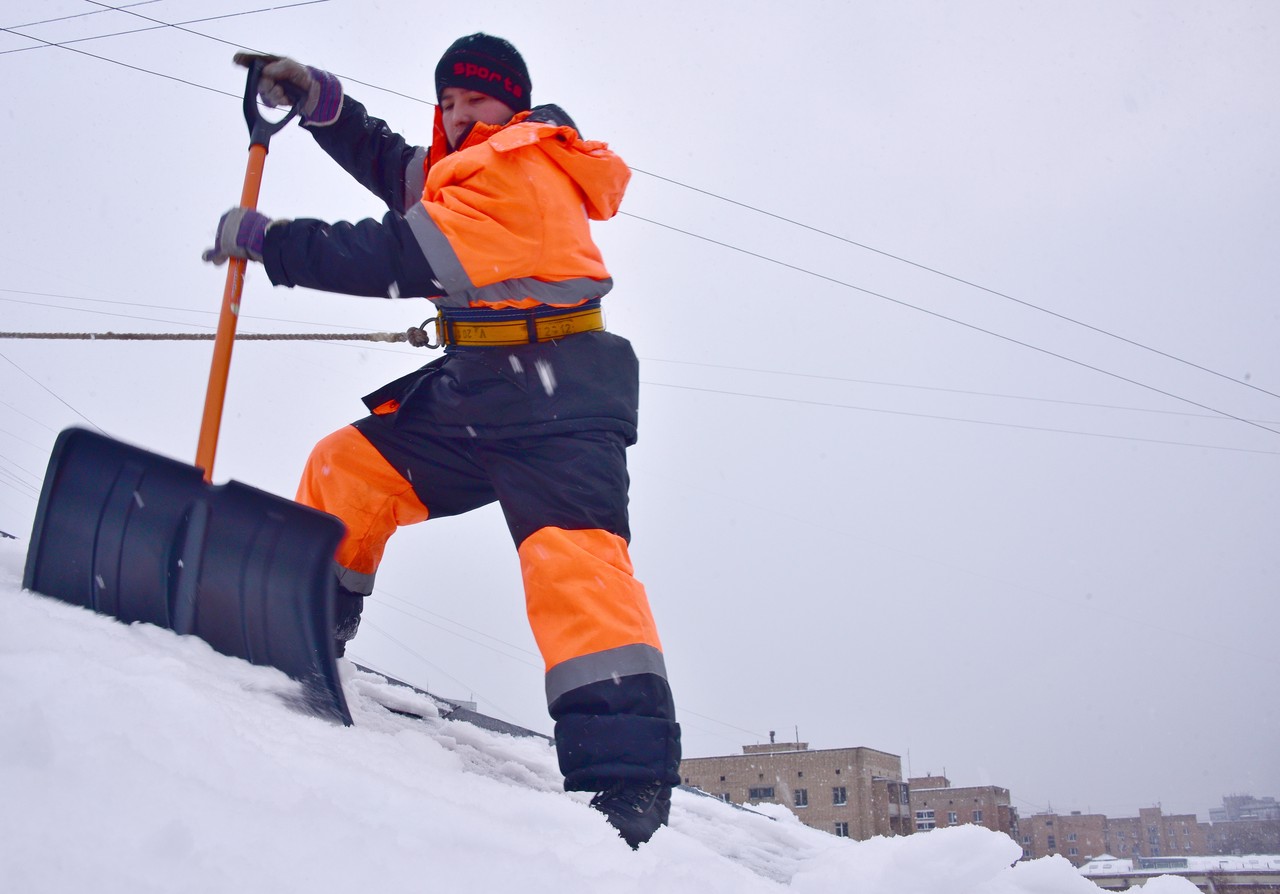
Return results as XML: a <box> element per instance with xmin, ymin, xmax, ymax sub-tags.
<box><xmin>0</xmin><ymin>538</ymin><xmax>1197</xmax><ymax>893</ymax></box>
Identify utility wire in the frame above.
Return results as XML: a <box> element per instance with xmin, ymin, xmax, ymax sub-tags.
<box><xmin>3</xmin><ymin>0</ymin><xmax>163</xmax><ymax>30</ymax></box>
<box><xmin>645</xmin><ymin>380</ymin><xmax>1279</xmax><ymax>456</ymax></box>
<box><xmin>0</xmin><ymin>1</ymin><xmax>331</xmax><ymax>57</ymax></box>
<box><xmin>7</xmin><ymin>0</ymin><xmax>1270</xmax><ymax>421</ymax></box>
<box><xmin>642</xmin><ymin>357</ymin><xmax>1280</xmax><ymax>425</ymax></box>
<box><xmin>624</xmin><ymin>212</ymin><xmax>1280</xmax><ymax>439</ymax></box>
<box><xmin>630</xmin><ymin>167</ymin><xmax>1280</xmax><ymax>405</ymax></box>
<box><xmin>3</xmin><ymin>288</ymin><xmax>1271</xmax><ymax>427</ymax></box>
<box><xmin>0</xmin><ymin>350</ymin><xmax>102</xmax><ymax>432</ymax></box>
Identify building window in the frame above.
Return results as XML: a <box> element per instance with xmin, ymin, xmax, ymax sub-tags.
<box><xmin>1069</xmin><ymin>848</ymin><xmax>1078</xmax><ymax>857</ymax></box>
<box><xmin>748</xmin><ymin>787</ymin><xmax>775</xmax><ymax>801</ymax></box>
<box><xmin>947</xmin><ymin>812</ymin><xmax>958</xmax><ymax>824</ymax></box>
<box><xmin>720</xmin><ymin>793</ymin><xmax>731</xmax><ymax>803</ymax></box>
<box><xmin>833</xmin><ymin>786</ymin><xmax>848</xmax><ymax>806</ymax></box>
<box><xmin>1068</xmin><ymin>833</ymin><xmax>1077</xmax><ymax>842</ymax></box>
<box><xmin>1047</xmin><ymin>835</ymin><xmax>1056</xmax><ymax>849</ymax></box>
<box><xmin>834</xmin><ymin>822</ymin><xmax>849</xmax><ymax>838</ymax></box>
<box><xmin>1021</xmin><ymin>835</ymin><xmax>1031</xmax><ymax>845</ymax></box>
<box><xmin>795</xmin><ymin>789</ymin><xmax>809</xmax><ymax>808</ymax></box>
<box><xmin>972</xmin><ymin>810</ymin><xmax>983</xmax><ymax>823</ymax></box>
<box><xmin>916</xmin><ymin>810</ymin><xmax>936</xmax><ymax>831</ymax></box>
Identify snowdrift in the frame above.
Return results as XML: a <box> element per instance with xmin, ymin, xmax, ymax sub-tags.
<box><xmin>0</xmin><ymin>539</ymin><xmax>1195</xmax><ymax>893</ymax></box>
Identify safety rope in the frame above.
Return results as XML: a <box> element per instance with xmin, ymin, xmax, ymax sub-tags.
<box><xmin>0</xmin><ymin>330</ymin><xmax>419</xmax><ymax>344</ymax></box>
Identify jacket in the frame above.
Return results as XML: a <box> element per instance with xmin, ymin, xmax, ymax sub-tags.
<box><xmin>260</xmin><ymin>97</ymin><xmax>629</xmax><ymax>310</ymax></box>
<box><xmin>260</xmin><ymin>94</ymin><xmax>639</xmax><ymax>442</ymax></box>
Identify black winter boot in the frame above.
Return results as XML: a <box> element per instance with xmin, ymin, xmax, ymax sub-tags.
<box><xmin>333</xmin><ymin>588</ymin><xmax>365</xmax><ymax>657</ymax></box>
<box><xmin>590</xmin><ymin>781</ymin><xmax>671</xmax><ymax>849</ymax></box>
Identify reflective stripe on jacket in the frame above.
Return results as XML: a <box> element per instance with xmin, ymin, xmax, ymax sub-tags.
<box><xmin>408</xmin><ymin>109</ymin><xmax>631</xmax><ymax>309</ymax></box>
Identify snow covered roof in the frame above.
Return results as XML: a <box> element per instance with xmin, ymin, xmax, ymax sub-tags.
<box><xmin>1079</xmin><ymin>854</ymin><xmax>1280</xmax><ymax>876</ymax></box>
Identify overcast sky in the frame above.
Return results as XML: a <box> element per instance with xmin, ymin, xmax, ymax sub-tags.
<box><xmin>1</xmin><ymin>0</ymin><xmax>1277</xmax><ymax>823</ymax></box>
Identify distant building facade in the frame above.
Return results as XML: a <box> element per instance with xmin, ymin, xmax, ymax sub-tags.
<box><xmin>908</xmin><ymin>774</ymin><xmax>1018</xmax><ymax>839</ymax></box>
<box><xmin>1105</xmin><ymin>806</ymin><xmax>1207</xmax><ymax>858</ymax></box>
<box><xmin>1210</xmin><ymin>795</ymin><xmax>1280</xmax><ymax>824</ymax></box>
<box><xmin>679</xmin><ymin>737</ymin><xmax>908</xmax><ymax>839</ymax></box>
<box><xmin>1018</xmin><ymin>810</ymin><xmax>1108</xmax><ymax>864</ymax></box>
<box><xmin>1021</xmin><ymin>806</ymin><xmax>1207</xmax><ymax>865</ymax></box>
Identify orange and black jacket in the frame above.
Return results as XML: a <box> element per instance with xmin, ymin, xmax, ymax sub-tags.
<box><xmin>260</xmin><ymin>95</ymin><xmax>640</xmax><ymax>443</ymax></box>
<box><xmin>261</xmin><ymin>96</ymin><xmax>626</xmax><ymax>308</ymax></box>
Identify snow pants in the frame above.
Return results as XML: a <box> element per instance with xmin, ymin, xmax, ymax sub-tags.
<box><xmin>296</xmin><ymin>414</ymin><xmax>681</xmax><ymax>791</ymax></box>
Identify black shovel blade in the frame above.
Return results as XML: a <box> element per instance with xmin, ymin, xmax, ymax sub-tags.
<box><xmin>23</xmin><ymin>427</ymin><xmax>352</xmax><ymax>726</ymax></box>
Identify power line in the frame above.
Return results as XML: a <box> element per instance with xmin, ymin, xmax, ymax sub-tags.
<box><xmin>0</xmin><ymin>350</ymin><xmax>103</xmax><ymax>433</ymax></box>
<box><xmin>7</xmin><ymin>3</ymin><xmax>1270</xmax><ymax>425</ymax></box>
<box><xmin>2</xmin><ymin>0</ymin><xmax>163</xmax><ymax>30</ymax></box>
<box><xmin>5</xmin><ymin>11</ymin><xmax>1271</xmax><ymax>444</ymax></box>
<box><xmin>641</xmin><ymin>357</ymin><xmax>1280</xmax><ymax>425</ymax></box>
<box><xmin>0</xmin><ymin>1</ymin><xmax>332</xmax><ymax>57</ymax></box>
<box><xmin>643</xmin><ymin>380</ymin><xmax>1280</xmax><ymax>456</ymax></box>
<box><xmin>630</xmin><ymin>167</ymin><xmax>1280</xmax><ymax>406</ymax></box>
<box><xmin>3</xmin><ymin>287</ymin><xmax>1272</xmax><ymax>428</ymax></box>
<box><xmin>624</xmin><ymin>212</ymin><xmax>1280</xmax><ymax>439</ymax></box>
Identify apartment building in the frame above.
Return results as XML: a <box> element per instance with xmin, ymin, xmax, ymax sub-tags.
<box><xmin>1107</xmin><ymin>806</ymin><xmax>1208</xmax><ymax>858</ymax></box>
<box><xmin>679</xmin><ymin>736</ymin><xmax>907</xmax><ymax>839</ymax></box>
<box><xmin>908</xmin><ymin>774</ymin><xmax>1018</xmax><ymax>838</ymax></box>
<box><xmin>1017</xmin><ymin>811</ymin><xmax>1108</xmax><ymax>864</ymax></box>
<box><xmin>1020</xmin><ymin>806</ymin><xmax>1207</xmax><ymax>864</ymax></box>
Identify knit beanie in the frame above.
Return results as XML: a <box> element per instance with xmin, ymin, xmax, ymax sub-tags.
<box><xmin>434</xmin><ymin>33</ymin><xmax>531</xmax><ymax>113</ymax></box>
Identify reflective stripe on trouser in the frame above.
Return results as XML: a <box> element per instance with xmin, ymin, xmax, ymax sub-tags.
<box><xmin>294</xmin><ymin>424</ymin><xmax>429</xmax><ymax>595</ymax></box>
<box><xmin>520</xmin><ymin>526</ymin><xmax>681</xmax><ymax>792</ymax></box>
<box><xmin>337</xmin><ymin>415</ymin><xmax>681</xmax><ymax>789</ymax></box>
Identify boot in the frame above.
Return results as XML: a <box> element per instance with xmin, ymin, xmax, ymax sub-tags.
<box><xmin>590</xmin><ymin>780</ymin><xmax>671</xmax><ymax>849</ymax></box>
<box><xmin>333</xmin><ymin>587</ymin><xmax>365</xmax><ymax>657</ymax></box>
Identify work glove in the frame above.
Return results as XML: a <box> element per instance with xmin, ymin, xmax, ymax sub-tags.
<box><xmin>233</xmin><ymin>52</ymin><xmax>343</xmax><ymax>127</ymax></box>
<box><xmin>202</xmin><ymin>207</ymin><xmax>271</xmax><ymax>265</ymax></box>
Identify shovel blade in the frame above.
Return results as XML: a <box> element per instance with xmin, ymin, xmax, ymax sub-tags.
<box><xmin>23</xmin><ymin>427</ymin><xmax>352</xmax><ymax>725</ymax></box>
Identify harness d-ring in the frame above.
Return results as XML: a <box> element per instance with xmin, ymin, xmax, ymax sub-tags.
<box><xmin>406</xmin><ymin>314</ymin><xmax>442</xmax><ymax>349</ymax></box>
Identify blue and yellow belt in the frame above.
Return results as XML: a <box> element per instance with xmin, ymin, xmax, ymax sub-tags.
<box><xmin>409</xmin><ymin>300</ymin><xmax>605</xmax><ymax>349</ymax></box>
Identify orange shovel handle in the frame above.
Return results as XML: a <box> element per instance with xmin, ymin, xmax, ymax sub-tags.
<box><xmin>194</xmin><ymin>59</ymin><xmax>302</xmax><ymax>482</ymax></box>
<box><xmin>194</xmin><ymin>143</ymin><xmax>268</xmax><ymax>481</ymax></box>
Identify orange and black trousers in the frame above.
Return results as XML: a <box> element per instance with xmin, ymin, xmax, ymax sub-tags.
<box><xmin>296</xmin><ymin>410</ymin><xmax>681</xmax><ymax>791</ymax></box>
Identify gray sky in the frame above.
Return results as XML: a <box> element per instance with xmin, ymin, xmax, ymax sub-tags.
<box><xmin>2</xmin><ymin>0</ymin><xmax>1277</xmax><ymax>823</ymax></box>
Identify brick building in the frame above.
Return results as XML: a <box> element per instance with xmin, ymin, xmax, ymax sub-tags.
<box><xmin>908</xmin><ymin>774</ymin><xmax>1018</xmax><ymax>839</ymax></box>
<box><xmin>679</xmin><ymin>737</ymin><xmax>908</xmax><ymax>839</ymax></box>
<box><xmin>1021</xmin><ymin>806</ymin><xmax>1208</xmax><ymax>865</ymax></box>
<box><xmin>1018</xmin><ymin>811</ymin><xmax>1108</xmax><ymax>864</ymax></box>
<box><xmin>1106</xmin><ymin>806</ymin><xmax>1208</xmax><ymax>858</ymax></box>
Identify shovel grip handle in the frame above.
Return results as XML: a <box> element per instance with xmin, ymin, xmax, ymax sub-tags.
<box><xmin>195</xmin><ymin>59</ymin><xmax>302</xmax><ymax>480</ymax></box>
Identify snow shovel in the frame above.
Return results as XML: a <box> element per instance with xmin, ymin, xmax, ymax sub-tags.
<box><xmin>22</xmin><ymin>61</ymin><xmax>352</xmax><ymax>725</ymax></box>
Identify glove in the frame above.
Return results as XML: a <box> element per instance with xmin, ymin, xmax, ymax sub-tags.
<box><xmin>202</xmin><ymin>207</ymin><xmax>270</xmax><ymax>265</ymax></box>
<box><xmin>232</xmin><ymin>52</ymin><xmax>343</xmax><ymax>127</ymax></box>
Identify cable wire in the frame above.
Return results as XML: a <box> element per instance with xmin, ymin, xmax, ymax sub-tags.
<box><xmin>624</xmin><ymin>212</ymin><xmax>1280</xmax><ymax>438</ymax></box>
<box><xmin>630</xmin><ymin>167</ymin><xmax>1280</xmax><ymax>405</ymax></box>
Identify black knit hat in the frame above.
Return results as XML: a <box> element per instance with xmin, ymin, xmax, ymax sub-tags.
<box><xmin>434</xmin><ymin>33</ymin><xmax>531</xmax><ymax>113</ymax></box>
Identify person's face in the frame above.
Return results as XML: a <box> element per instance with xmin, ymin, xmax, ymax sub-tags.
<box><xmin>440</xmin><ymin>87</ymin><xmax>517</xmax><ymax>148</ymax></box>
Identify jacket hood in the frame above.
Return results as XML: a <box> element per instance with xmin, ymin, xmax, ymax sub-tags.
<box><xmin>430</xmin><ymin>108</ymin><xmax>629</xmax><ymax>221</ymax></box>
